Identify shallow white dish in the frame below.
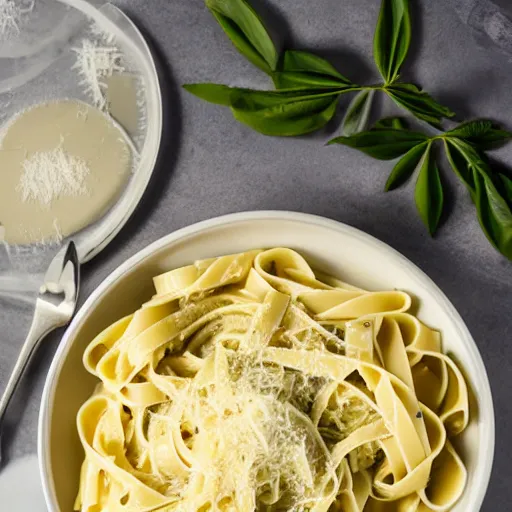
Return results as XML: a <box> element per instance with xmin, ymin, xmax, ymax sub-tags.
<box><xmin>0</xmin><ymin>0</ymin><xmax>162</xmax><ymax>263</ymax></box>
<box><xmin>38</xmin><ymin>211</ymin><xmax>494</xmax><ymax>511</ymax></box>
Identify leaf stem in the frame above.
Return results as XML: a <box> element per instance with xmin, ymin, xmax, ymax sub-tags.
<box><xmin>362</xmin><ymin>84</ymin><xmax>386</xmax><ymax>91</ymax></box>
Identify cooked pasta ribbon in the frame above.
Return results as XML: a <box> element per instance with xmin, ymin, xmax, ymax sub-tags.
<box><xmin>75</xmin><ymin>248</ymin><xmax>469</xmax><ymax>512</ymax></box>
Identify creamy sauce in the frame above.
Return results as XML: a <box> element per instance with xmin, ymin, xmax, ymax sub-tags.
<box><xmin>0</xmin><ymin>100</ymin><xmax>131</xmax><ymax>245</ymax></box>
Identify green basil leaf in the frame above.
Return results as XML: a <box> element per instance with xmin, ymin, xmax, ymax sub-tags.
<box><xmin>499</xmin><ymin>173</ymin><xmax>512</xmax><ymax>205</ymax></box>
<box><xmin>386</xmin><ymin>93</ymin><xmax>443</xmax><ymax>125</ymax></box>
<box><xmin>446</xmin><ymin>119</ymin><xmax>492</xmax><ymax>138</ymax></box>
<box><xmin>385</xmin><ymin>141</ymin><xmax>428</xmax><ymax>191</ymax></box>
<box><xmin>473</xmin><ymin>167</ymin><xmax>512</xmax><ymax>259</ymax></box>
<box><xmin>232</xmin><ymin>96</ymin><xmax>339</xmax><ymax>136</ymax></box>
<box><xmin>414</xmin><ymin>144</ymin><xmax>444</xmax><ymax>235</ymax></box>
<box><xmin>443</xmin><ymin>138</ymin><xmax>512</xmax><ymax>257</ymax></box>
<box><xmin>229</xmin><ymin>87</ymin><xmax>343</xmax><ymax>110</ymax></box>
<box><xmin>184</xmin><ymin>84</ymin><xmax>344</xmax><ymax>118</ymax></box>
<box><xmin>273</xmin><ymin>50</ymin><xmax>354</xmax><ymax>89</ymax></box>
<box><xmin>443</xmin><ymin>139</ymin><xmax>476</xmax><ymax>194</ymax></box>
<box><xmin>373</xmin><ymin>0</ymin><xmax>411</xmax><ymax>83</ymax></box>
<box><xmin>386</xmin><ymin>84</ymin><xmax>455</xmax><ymax>116</ymax></box>
<box><xmin>183</xmin><ymin>83</ymin><xmax>233</xmax><ymax>106</ymax></box>
<box><xmin>281</xmin><ymin>50</ymin><xmax>349</xmax><ymax>80</ymax></box>
<box><xmin>183</xmin><ymin>83</ymin><xmax>342</xmax><ymax>108</ymax></box>
<box><xmin>184</xmin><ymin>85</ymin><xmax>344</xmax><ymax>135</ymax></box>
<box><xmin>385</xmin><ymin>84</ymin><xmax>455</xmax><ymax>125</ymax></box>
<box><xmin>328</xmin><ymin>129</ymin><xmax>428</xmax><ymax>160</ymax></box>
<box><xmin>445</xmin><ymin>120</ymin><xmax>512</xmax><ymax>150</ymax></box>
<box><xmin>206</xmin><ymin>0</ymin><xmax>278</xmax><ymax>73</ymax></box>
<box><xmin>373</xmin><ymin>116</ymin><xmax>407</xmax><ymax>130</ymax></box>
<box><xmin>341</xmin><ymin>90</ymin><xmax>375</xmax><ymax>136</ymax></box>
<box><xmin>272</xmin><ymin>71</ymin><xmax>353</xmax><ymax>89</ymax></box>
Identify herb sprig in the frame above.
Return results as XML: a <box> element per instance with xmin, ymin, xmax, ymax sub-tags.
<box><xmin>330</xmin><ymin>119</ymin><xmax>512</xmax><ymax>257</ymax></box>
<box><xmin>183</xmin><ymin>0</ymin><xmax>512</xmax><ymax>260</ymax></box>
<box><xmin>184</xmin><ymin>0</ymin><xmax>453</xmax><ymax>136</ymax></box>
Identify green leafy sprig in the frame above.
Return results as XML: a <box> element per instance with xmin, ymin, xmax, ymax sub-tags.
<box><xmin>183</xmin><ymin>0</ymin><xmax>453</xmax><ymax>136</ymax></box>
<box><xmin>329</xmin><ymin>119</ymin><xmax>512</xmax><ymax>257</ymax></box>
<box><xmin>182</xmin><ymin>0</ymin><xmax>512</xmax><ymax>259</ymax></box>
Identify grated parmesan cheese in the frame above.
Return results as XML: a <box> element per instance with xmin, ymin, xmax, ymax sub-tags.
<box><xmin>17</xmin><ymin>147</ymin><xmax>90</xmax><ymax>207</ymax></box>
<box><xmin>72</xmin><ymin>38</ymin><xmax>125</xmax><ymax>109</ymax></box>
<box><xmin>146</xmin><ymin>341</ymin><xmax>332</xmax><ymax>510</ymax></box>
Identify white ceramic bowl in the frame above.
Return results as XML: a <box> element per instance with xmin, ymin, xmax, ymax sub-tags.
<box><xmin>38</xmin><ymin>211</ymin><xmax>495</xmax><ymax>511</ymax></box>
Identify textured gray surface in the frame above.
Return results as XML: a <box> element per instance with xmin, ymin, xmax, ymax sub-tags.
<box><xmin>0</xmin><ymin>0</ymin><xmax>511</xmax><ymax>509</ymax></box>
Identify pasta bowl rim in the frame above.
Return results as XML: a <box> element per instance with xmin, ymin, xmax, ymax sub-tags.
<box><xmin>38</xmin><ymin>210</ymin><xmax>495</xmax><ymax>512</ymax></box>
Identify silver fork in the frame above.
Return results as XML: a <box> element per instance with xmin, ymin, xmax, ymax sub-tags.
<box><xmin>0</xmin><ymin>241</ymin><xmax>80</xmax><ymax>465</ymax></box>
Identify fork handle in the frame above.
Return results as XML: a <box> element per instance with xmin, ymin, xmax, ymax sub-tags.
<box><xmin>0</xmin><ymin>299</ymin><xmax>60</xmax><ymax>434</ymax></box>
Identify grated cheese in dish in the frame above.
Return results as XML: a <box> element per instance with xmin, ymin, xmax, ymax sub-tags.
<box><xmin>17</xmin><ymin>147</ymin><xmax>90</xmax><ymax>207</ymax></box>
<box><xmin>72</xmin><ymin>38</ymin><xmax>125</xmax><ymax>110</ymax></box>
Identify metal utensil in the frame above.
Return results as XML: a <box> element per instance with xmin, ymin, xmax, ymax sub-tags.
<box><xmin>0</xmin><ymin>241</ymin><xmax>79</xmax><ymax>464</ymax></box>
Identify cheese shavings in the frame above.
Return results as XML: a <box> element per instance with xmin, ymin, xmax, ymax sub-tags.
<box><xmin>146</xmin><ymin>345</ymin><xmax>333</xmax><ymax>511</ymax></box>
<box><xmin>17</xmin><ymin>147</ymin><xmax>90</xmax><ymax>206</ymax></box>
<box><xmin>72</xmin><ymin>38</ymin><xmax>125</xmax><ymax>109</ymax></box>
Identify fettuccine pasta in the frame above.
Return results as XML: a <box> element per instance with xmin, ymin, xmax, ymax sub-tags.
<box><xmin>75</xmin><ymin>248</ymin><xmax>469</xmax><ymax>512</ymax></box>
